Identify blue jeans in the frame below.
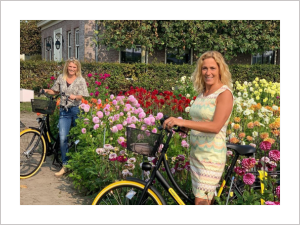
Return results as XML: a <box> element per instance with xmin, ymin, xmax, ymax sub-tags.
<box><xmin>59</xmin><ymin>106</ymin><xmax>80</xmax><ymax>165</ymax></box>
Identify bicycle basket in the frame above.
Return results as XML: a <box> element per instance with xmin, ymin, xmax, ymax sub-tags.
<box><xmin>31</xmin><ymin>99</ymin><xmax>57</xmax><ymax>115</ymax></box>
<box><xmin>126</xmin><ymin>127</ymin><xmax>163</xmax><ymax>157</ymax></box>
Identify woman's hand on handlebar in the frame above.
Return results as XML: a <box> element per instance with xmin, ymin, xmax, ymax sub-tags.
<box><xmin>68</xmin><ymin>94</ymin><xmax>77</xmax><ymax>100</ymax></box>
<box><xmin>163</xmin><ymin>117</ymin><xmax>185</xmax><ymax>130</ymax></box>
<box><xmin>40</xmin><ymin>89</ymin><xmax>55</xmax><ymax>95</ymax></box>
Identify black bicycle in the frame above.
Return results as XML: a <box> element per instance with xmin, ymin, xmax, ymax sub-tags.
<box><xmin>92</xmin><ymin>115</ymin><xmax>257</xmax><ymax>205</ymax></box>
<box><xmin>20</xmin><ymin>90</ymin><xmax>79</xmax><ymax>179</ymax></box>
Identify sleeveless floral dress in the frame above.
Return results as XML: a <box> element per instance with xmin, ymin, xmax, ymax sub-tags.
<box><xmin>189</xmin><ymin>85</ymin><xmax>233</xmax><ymax>200</ymax></box>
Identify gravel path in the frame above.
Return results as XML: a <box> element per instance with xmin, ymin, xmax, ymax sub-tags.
<box><xmin>20</xmin><ymin>112</ymin><xmax>93</xmax><ymax>205</ymax></box>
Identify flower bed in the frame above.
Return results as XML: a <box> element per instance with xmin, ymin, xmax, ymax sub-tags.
<box><xmin>46</xmin><ymin>74</ymin><xmax>280</xmax><ymax>204</ymax></box>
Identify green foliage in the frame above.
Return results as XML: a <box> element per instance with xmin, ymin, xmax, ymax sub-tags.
<box><xmin>230</xmin><ymin>64</ymin><xmax>280</xmax><ymax>83</ymax></box>
<box><xmin>95</xmin><ymin>20</ymin><xmax>280</xmax><ymax>61</ymax></box>
<box><xmin>20</xmin><ymin>61</ymin><xmax>280</xmax><ymax>94</ymax></box>
<box><xmin>20</xmin><ymin>60</ymin><xmax>64</xmax><ymax>92</ymax></box>
<box><xmin>20</xmin><ymin>20</ymin><xmax>42</xmax><ymax>55</ymax></box>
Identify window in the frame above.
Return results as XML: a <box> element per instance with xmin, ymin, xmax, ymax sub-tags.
<box><xmin>44</xmin><ymin>38</ymin><xmax>47</xmax><ymax>60</ymax></box>
<box><xmin>120</xmin><ymin>45</ymin><xmax>142</xmax><ymax>63</ymax></box>
<box><xmin>166</xmin><ymin>48</ymin><xmax>191</xmax><ymax>65</ymax></box>
<box><xmin>75</xmin><ymin>28</ymin><xmax>79</xmax><ymax>59</ymax></box>
<box><xmin>68</xmin><ymin>31</ymin><xmax>72</xmax><ymax>59</ymax></box>
<box><xmin>252</xmin><ymin>51</ymin><xmax>275</xmax><ymax>65</ymax></box>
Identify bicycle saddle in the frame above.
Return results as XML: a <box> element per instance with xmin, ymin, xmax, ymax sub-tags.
<box><xmin>226</xmin><ymin>143</ymin><xmax>256</xmax><ymax>156</ymax></box>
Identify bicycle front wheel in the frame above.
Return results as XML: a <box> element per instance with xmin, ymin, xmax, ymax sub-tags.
<box><xmin>92</xmin><ymin>180</ymin><xmax>164</xmax><ymax>205</ymax></box>
<box><xmin>20</xmin><ymin>129</ymin><xmax>46</xmax><ymax>179</ymax></box>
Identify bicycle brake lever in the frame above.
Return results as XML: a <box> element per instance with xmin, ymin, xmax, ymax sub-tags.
<box><xmin>38</xmin><ymin>89</ymin><xmax>45</xmax><ymax>97</ymax></box>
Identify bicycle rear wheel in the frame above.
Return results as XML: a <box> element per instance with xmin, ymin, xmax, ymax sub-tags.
<box><xmin>20</xmin><ymin>129</ymin><xmax>46</xmax><ymax>179</ymax></box>
<box><xmin>92</xmin><ymin>181</ymin><xmax>164</xmax><ymax>205</ymax></box>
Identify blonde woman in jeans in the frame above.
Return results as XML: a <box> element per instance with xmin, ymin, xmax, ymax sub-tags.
<box><xmin>43</xmin><ymin>58</ymin><xmax>89</xmax><ymax>176</ymax></box>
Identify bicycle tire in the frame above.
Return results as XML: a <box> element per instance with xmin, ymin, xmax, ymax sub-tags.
<box><xmin>92</xmin><ymin>180</ymin><xmax>164</xmax><ymax>205</ymax></box>
<box><xmin>20</xmin><ymin>129</ymin><xmax>46</xmax><ymax>179</ymax></box>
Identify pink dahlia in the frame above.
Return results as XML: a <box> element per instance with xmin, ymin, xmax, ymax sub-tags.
<box><xmin>265</xmin><ymin>201</ymin><xmax>279</xmax><ymax>205</ymax></box>
<box><xmin>96</xmin><ymin>111</ymin><xmax>103</xmax><ymax>118</ymax></box>
<box><xmin>276</xmin><ymin>185</ymin><xmax>280</xmax><ymax>199</ymax></box>
<box><xmin>138</xmin><ymin>112</ymin><xmax>146</xmax><ymax>119</ymax></box>
<box><xmin>156</xmin><ymin>112</ymin><xmax>163</xmax><ymax>120</ymax></box>
<box><xmin>117</xmin><ymin>155</ymin><xmax>127</xmax><ymax>163</ymax></box>
<box><xmin>243</xmin><ymin>173</ymin><xmax>255</xmax><ymax>185</ymax></box>
<box><xmin>116</xmin><ymin>124</ymin><xmax>123</xmax><ymax>131</ymax></box>
<box><xmin>241</xmin><ymin>157</ymin><xmax>256</xmax><ymax>170</ymax></box>
<box><xmin>144</xmin><ymin>118</ymin><xmax>151</xmax><ymax>125</ymax></box>
<box><xmin>121</xmin><ymin>142</ymin><xmax>127</xmax><ymax>148</ymax></box>
<box><xmin>269</xmin><ymin>150</ymin><xmax>280</xmax><ymax>162</ymax></box>
<box><xmin>111</xmin><ymin>126</ymin><xmax>118</xmax><ymax>133</ymax></box>
<box><xmin>181</xmin><ymin>140</ymin><xmax>189</xmax><ymax>148</ymax></box>
<box><xmin>92</xmin><ymin>116</ymin><xmax>100</xmax><ymax>124</ymax></box>
<box><xmin>109</xmin><ymin>153</ymin><xmax>117</xmax><ymax>161</ymax></box>
<box><xmin>176</xmin><ymin>155</ymin><xmax>185</xmax><ymax>161</ymax></box>
<box><xmin>117</xmin><ymin>137</ymin><xmax>125</xmax><ymax>145</ymax></box>
<box><xmin>226</xmin><ymin>150</ymin><xmax>233</xmax><ymax>157</ymax></box>
<box><xmin>265</xmin><ymin>201</ymin><xmax>276</xmax><ymax>205</ymax></box>
<box><xmin>234</xmin><ymin>166</ymin><xmax>246</xmax><ymax>176</ymax></box>
<box><xmin>259</xmin><ymin>141</ymin><xmax>272</xmax><ymax>151</ymax></box>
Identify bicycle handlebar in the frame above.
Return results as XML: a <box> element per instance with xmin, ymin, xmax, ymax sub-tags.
<box><xmin>158</xmin><ymin>115</ymin><xmax>188</xmax><ymax>135</ymax></box>
<box><xmin>39</xmin><ymin>89</ymin><xmax>60</xmax><ymax>100</ymax></box>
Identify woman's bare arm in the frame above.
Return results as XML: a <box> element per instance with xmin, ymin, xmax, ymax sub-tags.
<box><xmin>163</xmin><ymin>90</ymin><xmax>233</xmax><ymax>134</ymax></box>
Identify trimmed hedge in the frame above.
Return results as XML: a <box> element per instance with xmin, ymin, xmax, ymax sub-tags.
<box><xmin>20</xmin><ymin>61</ymin><xmax>280</xmax><ymax>94</ymax></box>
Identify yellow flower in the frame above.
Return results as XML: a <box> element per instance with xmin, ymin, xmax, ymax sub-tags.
<box><xmin>234</xmin><ymin>117</ymin><xmax>241</xmax><ymax>123</ymax></box>
<box><xmin>256</xmin><ymin>96</ymin><xmax>260</xmax><ymax>100</ymax></box>
<box><xmin>264</xmin><ymin>138</ymin><xmax>275</xmax><ymax>144</ymax></box>
<box><xmin>255</xmin><ymin>77</ymin><xmax>260</xmax><ymax>81</ymax></box>
<box><xmin>255</xmin><ymin>84</ymin><xmax>259</xmax><ymax>87</ymax></box>
<box><xmin>259</xmin><ymin>89</ymin><xmax>263</xmax><ymax>92</ymax></box>
<box><xmin>233</xmin><ymin>124</ymin><xmax>240</xmax><ymax>130</ymax></box>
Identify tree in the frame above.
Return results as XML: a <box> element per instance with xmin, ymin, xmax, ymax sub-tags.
<box><xmin>94</xmin><ymin>20</ymin><xmax>280</xmax><ymax>61</ymax></box>
<box><xmin>20</xmin><ymin>20</ymin><xmax>41</xmax><ymax>55</ymax></box>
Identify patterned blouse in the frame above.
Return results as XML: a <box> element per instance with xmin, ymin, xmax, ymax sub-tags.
<box><xmin>51</xmin><ymin>74</ymin><xmax>89</xmax><ymax>109</ymax></box>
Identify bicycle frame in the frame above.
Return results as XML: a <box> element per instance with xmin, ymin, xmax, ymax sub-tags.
<box><xmin>137</xmin><ymin>130</ymin><xmax>194</xmax><ymax>205</ymax></box>
<box><xmin>134</xmin><ymin>129</ymin><xmax>261</xmax><ymax>205</ymax></box>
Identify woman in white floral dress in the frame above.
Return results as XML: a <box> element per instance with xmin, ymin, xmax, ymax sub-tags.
<box><xmin>163</xmin><ymin>51</ymin><xmax>234</xmax><ymax>205</ymax></box>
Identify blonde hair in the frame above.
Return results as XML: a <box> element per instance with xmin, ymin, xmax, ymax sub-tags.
<box><xmin>191</xmin><ymin>51</ymin><xmax>233</xmax><ymax>94</ymax></box>
<box><xmin>62</xmin><ymin>57</ymin><xmax>82</xmax><ymax>80</ymax></box>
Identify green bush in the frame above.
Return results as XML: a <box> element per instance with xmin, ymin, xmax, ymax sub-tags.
<box><xmin>20</xmin><ymin>61</ymin><xmax>280</xmax><ymax>94</ymax></box>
